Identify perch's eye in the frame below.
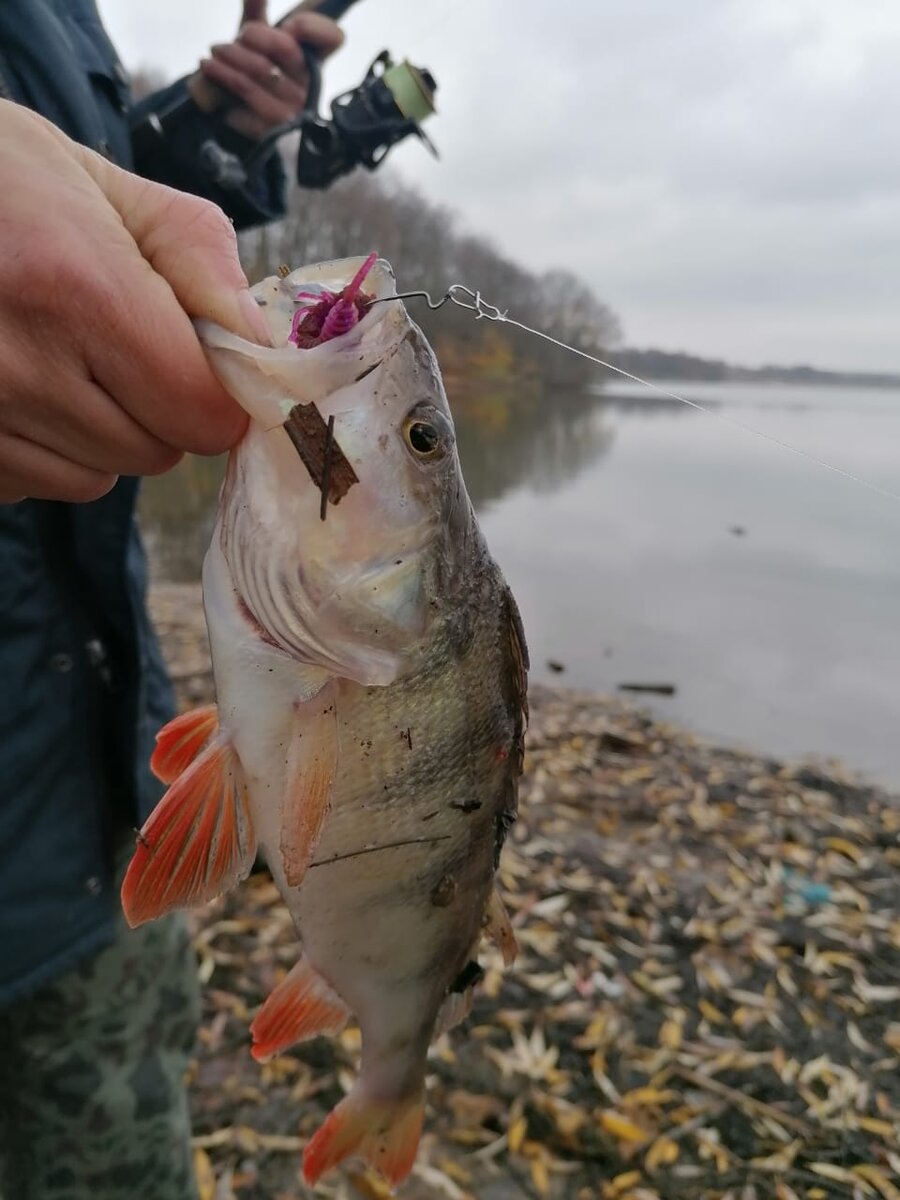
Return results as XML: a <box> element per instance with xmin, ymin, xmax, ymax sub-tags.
<box><xmin>407</xmin><ymin>422</ymin><xmax>440</xmax><ymax>456</ymax></box>
<box><xmin>402</xmin><ymin>406</ymin><xmax>452</xmax><ymax>463</ymax></box>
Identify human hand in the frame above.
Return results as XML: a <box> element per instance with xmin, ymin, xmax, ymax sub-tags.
<box><xmin>0</xmin><ymin>101</ymin><xmax>271</xmax><ymax>505</ymax></box>
<box><xmin>199</xmin><ymin>0</ymin><xmax>345</xmax><ymax>140</ymax></box>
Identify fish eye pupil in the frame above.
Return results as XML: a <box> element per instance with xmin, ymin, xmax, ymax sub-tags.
<box><xmin>408</xmin><ymin>422</ymin><xmax>439</xmax><ymax>455</ymax></box>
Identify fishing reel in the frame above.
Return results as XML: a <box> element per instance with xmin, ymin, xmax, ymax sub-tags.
<box><xmin>198</xmin><ymin>48</ymin><xmax>437</xmax><ymax>193</ymax></box>
<box><xmin>132</xmin><ymin>30</ymin><xmax>436</xmax><ymax>193</ymax></box>
<box><xmin>294</xmin><ymin>52</ymin><xmax>438</xmax><ymax>188</ymax></box>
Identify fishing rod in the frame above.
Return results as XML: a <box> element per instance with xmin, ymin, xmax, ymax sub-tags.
<box><xmin>131</xmin><ymin>0</ymin><xmax>438</xmax><ymax>191</ymax></box>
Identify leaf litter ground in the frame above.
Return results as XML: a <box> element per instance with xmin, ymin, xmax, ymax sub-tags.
<box><xmin>150</xmin><ymin>585</ymin><xmax>900</xmax><ymax>1200</ymax></box>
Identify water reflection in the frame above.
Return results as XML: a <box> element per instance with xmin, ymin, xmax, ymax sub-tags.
<box><xmin>139</xmin><ymin>378</ymin><xmax>625</xmax><ymax>578</ymax></box>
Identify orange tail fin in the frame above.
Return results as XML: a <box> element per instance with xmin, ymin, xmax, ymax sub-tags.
<box><xmin>122</xmin><ymin>733</ymin><xmax>255</xmax><ymax>927</ymax></box>
<box><xmin>151</xmin><ymin>704</ymin><xmax>219</xmax><ymax>784</ymax></box>
<box><xmin>302</xmin><ymin>1088</ymin><xmax>424</xmax><ymax>1188</ymax></box>
<box><xmin>250</xmin><ymin>956</ymin><xmax>350</xmax><ymax>1062</ymax></box>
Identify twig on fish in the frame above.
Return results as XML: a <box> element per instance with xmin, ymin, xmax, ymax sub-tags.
<box><xmin>283</xmin><ymin>403</ymin><xmax>358</xmax><ymax>510</ymax></box>
<box><xmin>320</xmin><ymin>414</ymin><xmax>335</xmax><ymax>522</ymax></box>
<box><xmin>309</xmin><ymin>834</ymin><xmax>451</xmax><ymax>869</ymax></box>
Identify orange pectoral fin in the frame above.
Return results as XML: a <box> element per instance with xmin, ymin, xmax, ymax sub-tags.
<box><xmin>280</xmin><ymin>683</ymin><xmax>338</xmax><ymax>888</ymax></box>
<box><xmin>250</xmin><ymin>955</ymin><xmax>350</xmax><ymax>1061</ymax></box>
<box><xmin>122</xmin><ymin>733</ymin><xmax>255</xmax><ymax>927</ymax></box>
<box><xmin>151</xmin><ymin>704</ymin><xmax>219</xmax><ymax>784</ymax></box>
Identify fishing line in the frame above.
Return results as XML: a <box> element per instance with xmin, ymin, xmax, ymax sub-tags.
<box><xmin>375</xmin><ymin>285</ymin><xmax>900</xmax><ymax>508</ymax></box>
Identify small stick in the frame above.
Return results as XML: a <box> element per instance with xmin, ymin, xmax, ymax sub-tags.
<box><xmin>674</xmin><ymin>1066</ymin><xmax>815</xmax><ymax>1137</ymax></box>
<box><xmin>320</xmin><ymin>414</ymin><xmax>335</xmax><ymax>521</ymax></box>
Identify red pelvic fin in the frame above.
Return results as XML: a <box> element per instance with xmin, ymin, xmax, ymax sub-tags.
<box><xmin>250</xmin><ymin>956</ymin><xmax>349</xmax><ymax>1062</ymax></box>
<box><xmin>150</xmin><ymin>704</ymin><xmax>219</xmax><ymax>784</ymax></box>
<box><xmin>302</xmin><ymin>1088</ymin><xmax>424</xmax><ymax>1188</ymax></box>
<box><xmin>279</xmin><ymin>684</ymin><xmax>338</xmax><ymax>888</ymax></box>
<box><xmin>121</xmin><ymin>733</ymin><xmax>255</xmax><ymax>927</ymax></box>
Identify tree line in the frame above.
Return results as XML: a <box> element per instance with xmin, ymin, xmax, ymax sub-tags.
<box><xmin>240</xmin><ymin>170</ymin><xmax>620</xmax><ymax>390</ymax></box>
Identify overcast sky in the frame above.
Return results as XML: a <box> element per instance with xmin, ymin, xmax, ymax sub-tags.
<box><xmin>100</xmin><ymin>0</ymin><xmax>900</xmax><ymax>371</ymax></box>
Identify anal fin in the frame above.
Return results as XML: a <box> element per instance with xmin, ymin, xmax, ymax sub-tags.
<box><xmin>250</xmin><ymin>956</ymin><xmax>349</xmax><ymax>1061</ymax></box>
<box><xmin>151</xmin><ymin>704</ymin><xmax>219</xmax><ymax>784</ymax></box>
<box><xmin>280</xmin><ymin>682</ymin><xmax>338</xmax><ymax>888</ymax></box>
<box><xmin>122</xmin><ymin>732</ymin><xmax>255</xmax><ymax>927</ymax></box>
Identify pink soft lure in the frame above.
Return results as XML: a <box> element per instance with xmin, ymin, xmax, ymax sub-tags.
<box><xmin>289</xmin><ymin>252</ymin><xmax>378</xmax><ymax>349</ymax></box>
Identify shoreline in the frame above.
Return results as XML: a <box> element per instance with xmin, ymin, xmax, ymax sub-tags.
<box><xmin>149</xmin><ymin>583</ymin><xmax>900</xmax><ymax>1200</ymax></box>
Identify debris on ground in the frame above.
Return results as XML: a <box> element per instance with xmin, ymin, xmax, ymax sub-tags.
<box><xmin>150</xmin><ymin>584</ymin><xmax>900</xmax><ymax>1200</ymax></box>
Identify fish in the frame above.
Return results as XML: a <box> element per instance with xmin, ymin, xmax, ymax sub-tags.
<box><xmin>121</xmin><ymin>254</ymin><xmax>527</xmax><ymax>1188</ymax></box>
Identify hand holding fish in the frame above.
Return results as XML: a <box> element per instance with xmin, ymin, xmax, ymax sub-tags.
<box><xmin>199</xmin><ymin>0</ymin><xmax>345</xmax><ymax>140</ymax></box>
<box><xmin>0</xmin><ymin>102</ymin><xmax>271</xmax><ymax>505</ymax></box>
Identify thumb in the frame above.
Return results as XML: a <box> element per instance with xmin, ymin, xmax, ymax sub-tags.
<box><xmin>88</xmin><ymin>157</ymin><xmax>272</xmax><ymax>345</ymax></box>
<box><xmin>240</xmin><ymin>0</ymin><xmax>268</xmax><ymax>27</ymax></box>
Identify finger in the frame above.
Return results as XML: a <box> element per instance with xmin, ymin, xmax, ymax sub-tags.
<box><xmin>237</xmin><ymin>22</ymin><xmax>309</xmax><ymax>80</ymax></box>
<box><xmin>278</xmin><ymin>12</ymin><xmax>345</xmax><ymax>59</ymax></box>
<box><xmin>0</xmin><ymin>434</ymin><xmax>117</xmax><ymax>503</ymax></box>
<box><xmin>208</xmin><ymin>42</ymin><xmax>307</xmax><ymax>108</ymax></box>
<box><xmin>240</xmin><ymin>0</ymin><xmax>267</xmax><ymax>27</ymax></box>
<box><xmin>69</xmin><ymin>159</ymin><xmax>260</xmax><ymax>454</ymax></box>
<box><xmin>200</xmin><ymin>56</ymin><xmax>299</xmax><ymax>127</ymax></box>
<box><xmin>83</xmin><ymin>150</ymin><xmax>272</xmax><ymax>347</ymax></box>
<box><xmin>2</xmin><ymin>371</ymin><xmax>182</xmax><ymax>477</ymax></box>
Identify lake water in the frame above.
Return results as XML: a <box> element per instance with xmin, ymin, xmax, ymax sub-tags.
<box><xmin>140</xmin><ymin>378</ymin><xmax>900</xmax><ymax>787</ymax></box>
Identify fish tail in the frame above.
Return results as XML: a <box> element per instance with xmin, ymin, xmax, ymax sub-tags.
<box><xmin>302</xmin><ymin>1085</ymin><xmax>424</xmax><ymax>1187</ymax></box>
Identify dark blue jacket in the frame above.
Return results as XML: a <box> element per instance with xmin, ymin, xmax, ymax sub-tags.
<box><xmin>0</xmin><ymin>0</ymin><xmax>285</xmax><ymax>1005</ymax></box>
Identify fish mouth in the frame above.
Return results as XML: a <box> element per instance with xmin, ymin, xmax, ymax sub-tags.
<box><xmin>196</xmin><ymin>256</ymin><xmax>411</xmax><ymax>430</ymax></box>
<box><xmin>270</xmin><ymin>254</ymin><xmax>397</xmax><ymax>351</ymax></box>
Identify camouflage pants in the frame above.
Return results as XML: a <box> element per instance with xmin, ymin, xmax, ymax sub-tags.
<box><xmin>0</xmin><ymin>906</ymin><xmax>202</xmax><ymax>1200</ymax></box>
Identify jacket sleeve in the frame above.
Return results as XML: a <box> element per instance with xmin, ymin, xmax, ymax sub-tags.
<box><xmin>129</xmin><ymin>77</ymin><xmax>287</xmax><ymax>232</ymax></box>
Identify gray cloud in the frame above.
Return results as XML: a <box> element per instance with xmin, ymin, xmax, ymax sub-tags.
<box><xmin>101</xmin><ymin>0</ymin><xmax>900</xmax><ymax>369</ymax></box>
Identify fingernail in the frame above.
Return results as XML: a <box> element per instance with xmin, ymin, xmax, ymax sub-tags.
<box><xmin>238</xmin><ymin>289</ymin><xmax>274</xmax><ymax>345</ymax></box>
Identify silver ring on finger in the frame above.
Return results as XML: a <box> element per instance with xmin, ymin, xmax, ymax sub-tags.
<box><xmin>267</xmin><ymin>64</ymin><xmax>283</xmax><ymax>88</ymax></box>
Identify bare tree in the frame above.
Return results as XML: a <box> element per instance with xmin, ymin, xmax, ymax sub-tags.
<box><xmin>239</xmin><ymin>168</ymin><xmax>621</xmax><ymax>388</ymax></box>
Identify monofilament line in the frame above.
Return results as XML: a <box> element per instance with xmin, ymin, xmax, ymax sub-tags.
<box><xmin>379</xmin><ymin>285</ymin><xmax>900</xmax><ymax>507</ymax></box>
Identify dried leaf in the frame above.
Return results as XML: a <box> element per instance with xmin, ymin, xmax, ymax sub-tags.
<box><xmin>853</xmin><ymin>1165</ymin><xmax>900</xmax><ymax>1200</ymax></box>
<box><xmin>644</xmin><ymin>1136</ymin><xmax>679</xmax><ymax>1172</ymax></box>
<box><xmin>193</xmin><ymin>1148</ymin><xmax>216</xmax><ymax>1200</ymax></box>
<box><xmin>508</xmin><ymin>1115</ymin><xmax>528</xmax><ymax>1155</ymax></box>
<box><xmin>598</xmin><ymin>1111</ymin><xmax>649</xmax><ymax>1144</ymax></box>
